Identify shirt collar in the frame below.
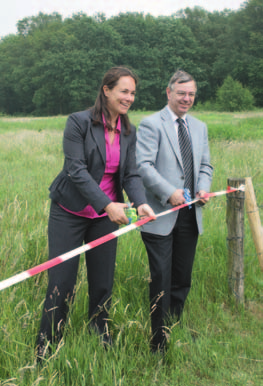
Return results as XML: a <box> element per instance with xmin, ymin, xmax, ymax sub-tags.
<box><xmin>115</xmin><ymin>116</ymin><xmax>121</xmax><ymax>133</ymax></box>
<box><xmin>166</xmin><ymin>105</ymin><xmax>187</xmax><ymax>123</ymax></box>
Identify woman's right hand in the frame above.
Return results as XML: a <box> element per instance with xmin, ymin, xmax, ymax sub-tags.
<box><xmin>104</xmin><ymin>202</ymin><xmax>129</xmax><ymax>225</ymax></box>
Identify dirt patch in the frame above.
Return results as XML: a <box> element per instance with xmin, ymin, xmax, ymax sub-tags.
<box><xmin>0</xmin><ymin>130</ymin><xmax>62</xmax><ymax>151</ymax></box>
<box><xmin>233</xmin><ymin>111</ymin><xmax>263</xmax><ymax>118</ymax></box>
<box><xmin>246</xmin><ymin>301</ymin><xmax>263</xmax><ymax>320</ymax></box>
<box><xmin>1</xmin><ymin>117</ymin><xmax>55</xmax><ymax>122</ymax></box>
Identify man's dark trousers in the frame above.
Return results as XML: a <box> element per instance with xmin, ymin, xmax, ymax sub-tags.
<box><xmin>141</xmin><ymin>206</ymin><xmax>198</xmax><ymax>350</ymax></box>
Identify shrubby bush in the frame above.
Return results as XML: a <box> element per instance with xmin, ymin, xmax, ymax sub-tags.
<box><xmin>216</xmin><ymin>76</ymin><xmax>255</xmax><ymax>112</ymax></box>
<box><xmin>193</xmin><ymin>100</ymin><xmax>217</xmax><ymax>111</ymax></box>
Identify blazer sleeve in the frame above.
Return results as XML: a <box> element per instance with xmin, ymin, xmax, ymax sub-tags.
<box><xmin>50</xmin><ymin>112</ymin><xmax>111</xmax><ymax>213</ymax></box>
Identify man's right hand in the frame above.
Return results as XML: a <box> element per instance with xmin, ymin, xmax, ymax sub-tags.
<box><xmin>168</xmin><ymin>189</ymin><xmax>185</xmax><ymax>206</ymax></box>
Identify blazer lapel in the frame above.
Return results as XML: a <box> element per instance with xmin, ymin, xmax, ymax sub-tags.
<box><xmin>91</xmin><ymin>122</ymin><xmax>106</xmax><ymax>165</ymax></box>
<box><xmin>120</xmin><ymin>123</ymin><xmax>128</xmax><ymax>169</ymax></box>
<box><xmin>161</xmin><ymin>107</ymin><xmax>183</xmax><ymax>168</ymax></box>
<box><xmin>186</xmin><ymin>115</ymin><xmax>201</xmax><ymax>178</ymax></box>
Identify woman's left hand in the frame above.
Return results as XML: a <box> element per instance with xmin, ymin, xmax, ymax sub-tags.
<box><xmin>137</xmin><ymin>204</ymin><xmax>156</xmax><ymax>220</ymax></box>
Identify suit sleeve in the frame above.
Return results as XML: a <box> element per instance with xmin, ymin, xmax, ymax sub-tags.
<box><xmin>136</xmin><ymin>118</ymin><xmax>177</xmax><ymax>206</ymax></box>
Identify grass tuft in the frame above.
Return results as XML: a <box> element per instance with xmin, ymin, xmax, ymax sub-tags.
<box><xmin>0</xmin><ymin>112</ymin><xmax>262</xmax><ymax>385</ymax></box>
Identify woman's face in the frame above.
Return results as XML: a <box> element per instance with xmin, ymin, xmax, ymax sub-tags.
<box><xmin>103</xmin><ymin>76</ymin><xmax>136</xmax><ymax>118</ymax></box>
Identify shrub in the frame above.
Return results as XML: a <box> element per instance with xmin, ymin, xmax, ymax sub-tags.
<box><xmin>193</xmin><ymin>100</ymin><xmax>217</xmax><ymax>111</ymax></box>
<box><xmin>216</xmin><ymin>76</ymin><xmax>255</xmax><ymax>112</ymax></box>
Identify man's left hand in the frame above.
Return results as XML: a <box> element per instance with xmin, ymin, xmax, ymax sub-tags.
<box><xmin>196</xmin><ymin>190</ymin><xmax>209</xmax><ymax>205</ymax></box>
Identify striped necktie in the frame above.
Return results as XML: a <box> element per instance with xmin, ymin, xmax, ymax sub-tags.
<box><xmin>177</xmin><ymin>118</ymin><xmax>194</xmax><ymax>197</ymax></box>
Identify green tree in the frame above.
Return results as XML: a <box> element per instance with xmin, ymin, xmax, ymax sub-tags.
<box><xmin>17</xmin><ymin>12</ymin><xmax>62</xmax><ymax>36</ymax></box>
<box><xmin>1</xmin><ymin>3</ymin><xmax>263</xmax><ymax>115</ymax></box>
<box><xmin>0</xmin><ymin>34</ymin><xmax>37</xmax><ymax>114</ymax></box>
<box><xmin>216</xmin><ymin>76</ymin><xmax>254</xmax><ymax>111</ymax></box>
<box><xmin>243</xmin><ymin>0</ymin><xmax>263</xmax><ymax>105</ymax></box>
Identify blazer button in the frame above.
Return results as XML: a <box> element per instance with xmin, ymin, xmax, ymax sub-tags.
<box><xmin>180</xmin><ymin>176</ymin><xmax>184</xmax><ymax>180</ymax></box>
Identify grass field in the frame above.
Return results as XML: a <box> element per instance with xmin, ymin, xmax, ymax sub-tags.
<box><xmin>0</xmin><ymin>111</ymin><xmax>263</xmax><ymax>385</ymax></box>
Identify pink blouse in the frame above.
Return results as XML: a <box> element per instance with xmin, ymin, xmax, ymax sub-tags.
<box><xmin>60</xmin><ymin>115</ymin><xmax>121</xmax><ymax>218</ymax></box>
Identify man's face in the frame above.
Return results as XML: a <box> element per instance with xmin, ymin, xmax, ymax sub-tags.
<box><xmin>166</xmin><ymin>80</ymin><xmax>196</xmax><ymax>117</ymax></box>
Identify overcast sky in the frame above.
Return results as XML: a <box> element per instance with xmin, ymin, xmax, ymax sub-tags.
<box><xmin>1</xmin><ymin>0</ymin><xmax>245</xmax><ymax>38</ymax></box>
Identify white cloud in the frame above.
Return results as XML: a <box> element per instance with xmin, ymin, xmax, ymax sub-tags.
<box><xmin>1</xmin><ymin>0</ymin><xmax>245</xmax><ymax>37</ymax></box>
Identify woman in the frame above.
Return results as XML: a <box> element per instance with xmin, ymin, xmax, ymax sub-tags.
<box><xmin>36</xmin><ymin>66</ymin><xmax>155</xmax><ymax>360</ymax></box>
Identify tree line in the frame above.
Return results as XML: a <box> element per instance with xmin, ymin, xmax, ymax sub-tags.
<box><xmin>0</xmin><ymin>0</ymin><xmax>262</xmax><ymax>116</ymax></box>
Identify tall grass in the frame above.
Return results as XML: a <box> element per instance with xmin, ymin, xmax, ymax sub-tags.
<box><xmin>0</xmin><ymin>112</ymin><xmax>262</xmax><ymax>385</ymax></box>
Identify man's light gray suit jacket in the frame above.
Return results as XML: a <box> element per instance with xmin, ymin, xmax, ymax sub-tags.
<box><xmin>136</xmin><ymin>106</ymin><xmax>213</xmax><ymax>236</ymax></box>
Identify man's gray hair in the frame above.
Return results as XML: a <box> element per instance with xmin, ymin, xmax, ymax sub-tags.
<box><xmin>168</xmin><ymin>70</ymin><xmax>196</xmax><ymax>90</ymax></box>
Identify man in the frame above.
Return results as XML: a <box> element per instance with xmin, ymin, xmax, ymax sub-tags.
<box><xmin>136</xmin><ymin>70</ymin><xmax>213</xmax><ymax>352</ymax></box>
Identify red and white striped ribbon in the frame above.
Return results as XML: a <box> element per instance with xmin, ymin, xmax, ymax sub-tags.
<box><xmin>0</xmin><ymin>185</ymin><xmax>245</xmax><ymax>291</ymax></box>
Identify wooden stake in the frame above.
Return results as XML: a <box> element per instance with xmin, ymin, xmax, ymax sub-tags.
<box><xmin>245</xmin><ymin>177</ymin><xmax>263</xmax><ymax>271</ymax></box>
<box><xmin>227</xmin><ymin>178</ymin><xmax>245</xmax><ymax>304</ymax></box>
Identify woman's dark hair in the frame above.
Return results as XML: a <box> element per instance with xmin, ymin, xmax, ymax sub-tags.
<box><xmin>92</xmin><ymin>66</ymin><xmax>138</xmax><ymax>135</ymax></box>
